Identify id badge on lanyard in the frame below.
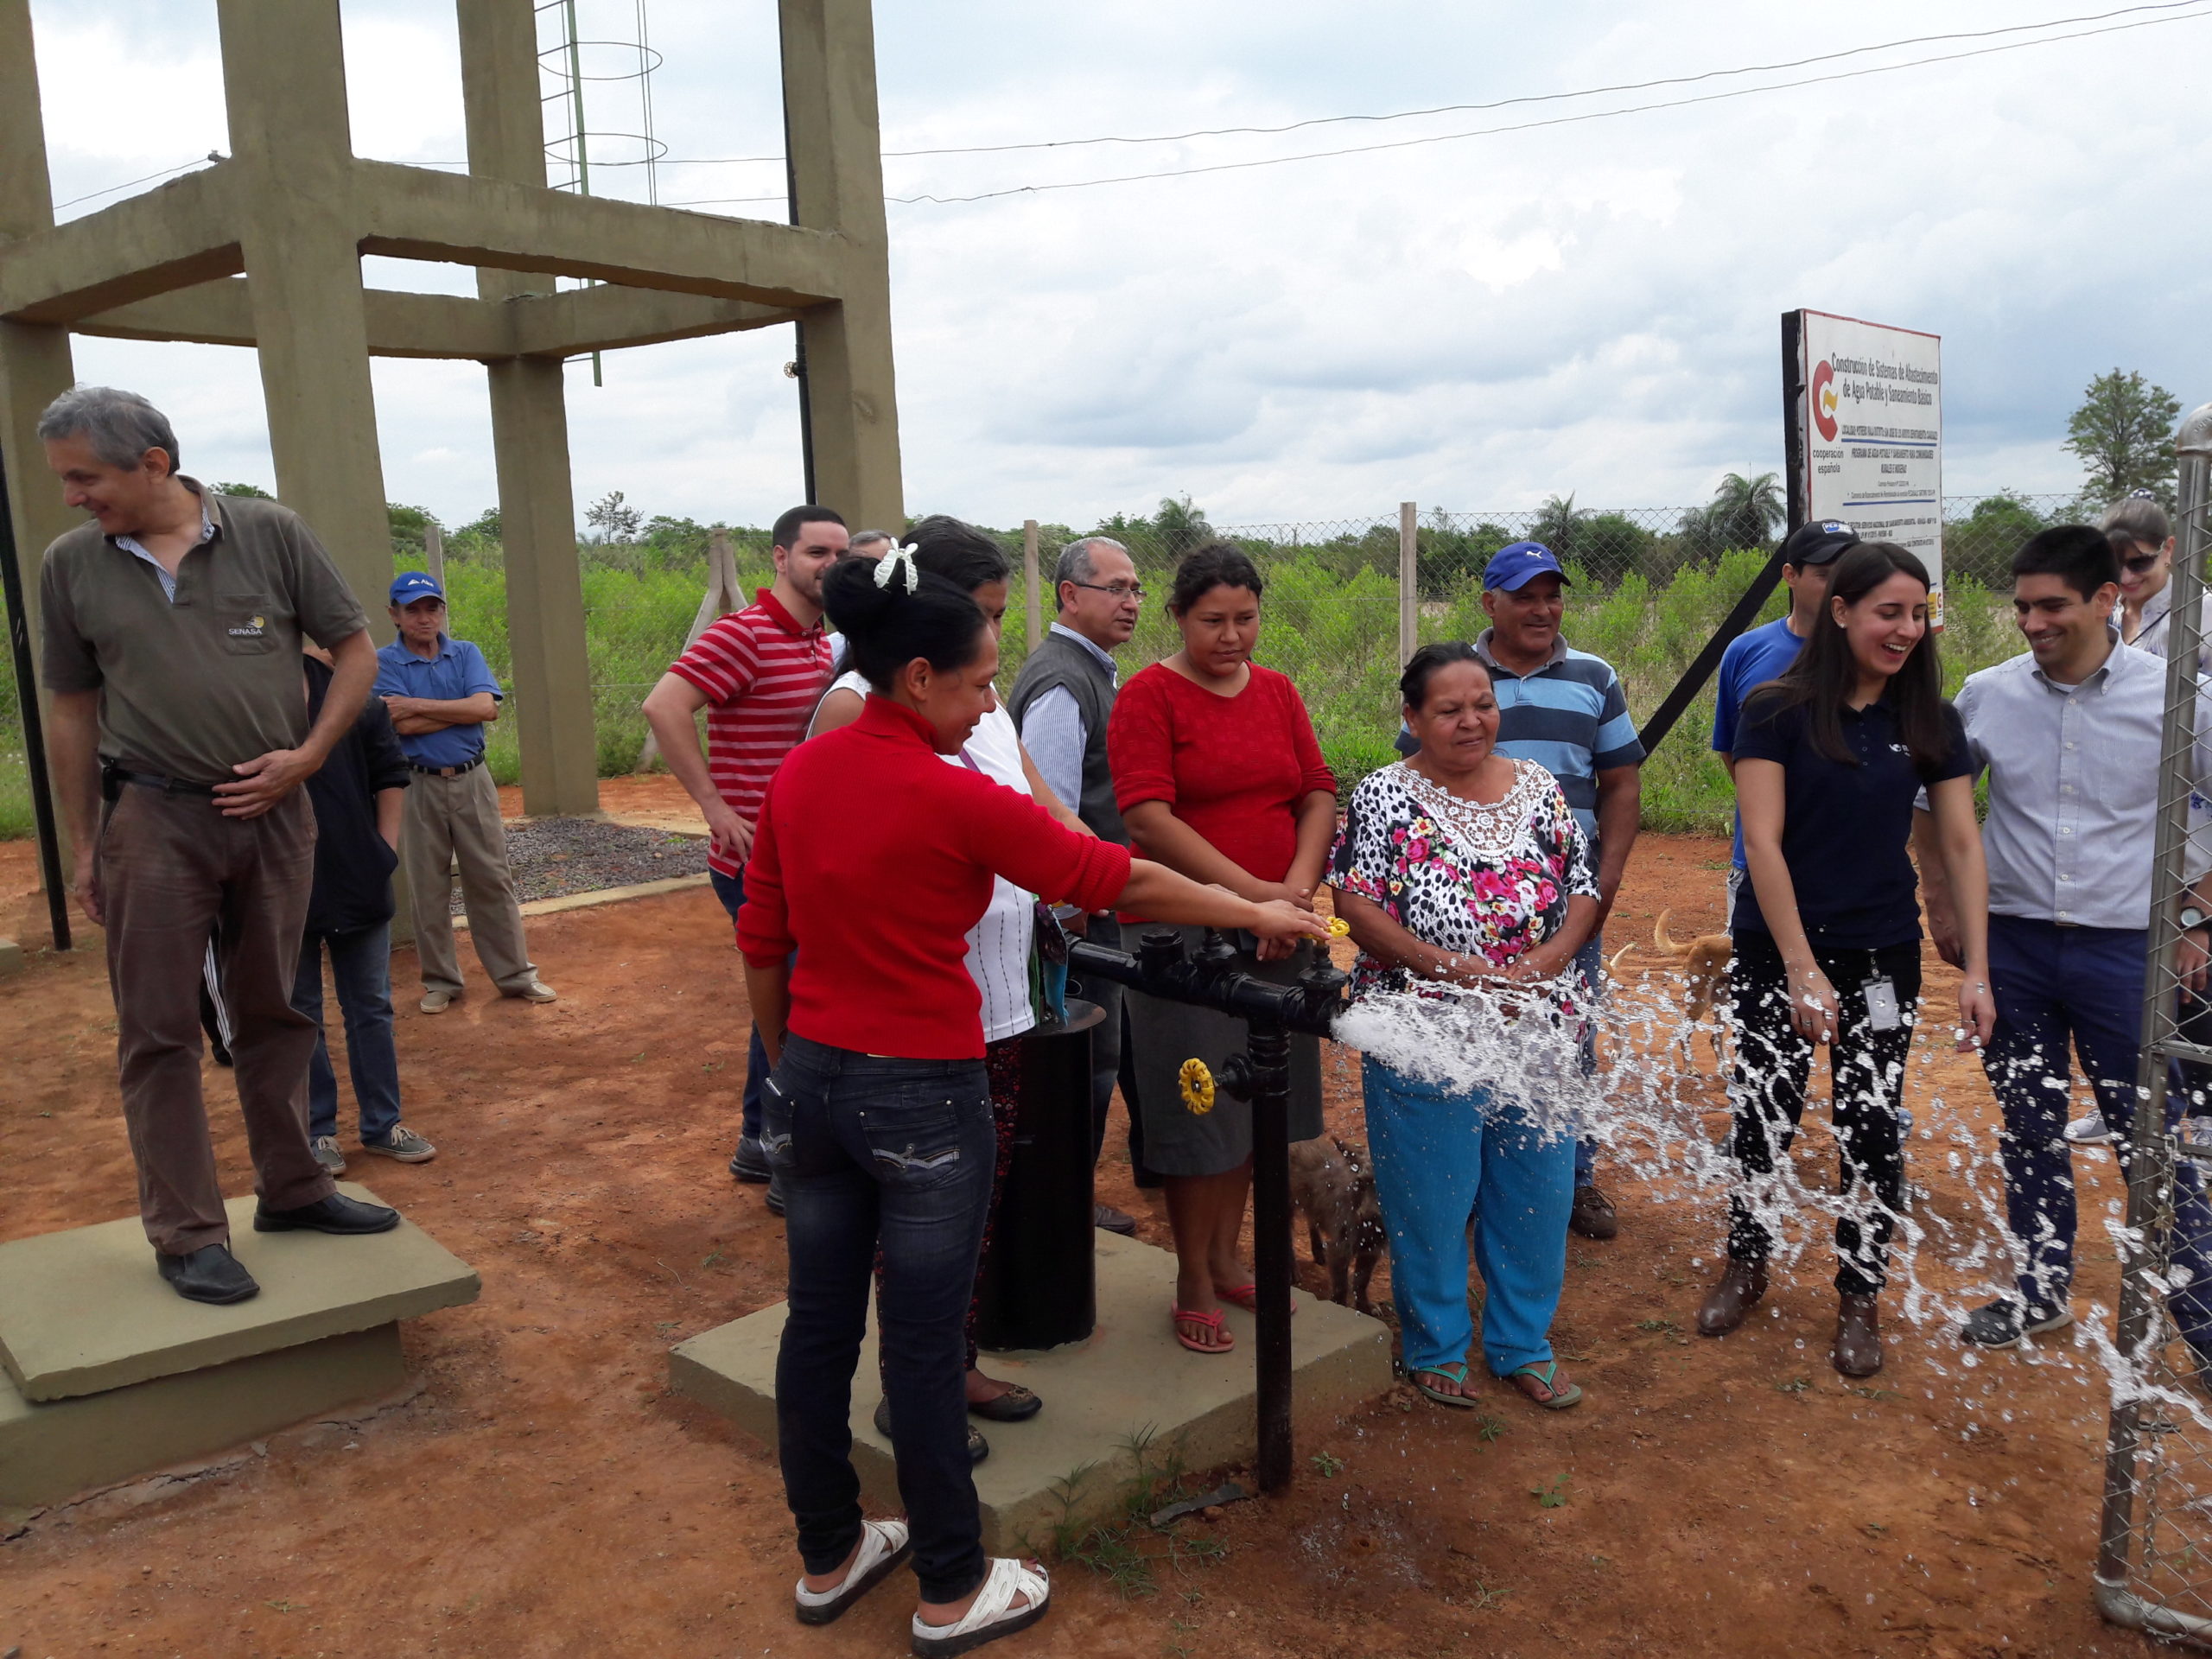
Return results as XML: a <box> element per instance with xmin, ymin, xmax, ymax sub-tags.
<box><xmin>1862</xmin><ymin>976</ymin><xmax>1901</xmax><ymax>1033</ymax></box>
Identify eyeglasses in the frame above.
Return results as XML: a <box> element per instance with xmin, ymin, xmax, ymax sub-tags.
<box><xmin>1071</xmin><ymin>581</ymin><xmax>1146</xmax><ymax>601</ymax></box>
<box><xmin>2121</xmin><ymin>550</ymin><xmax>2164</xmax><ymax>575</ymax></box>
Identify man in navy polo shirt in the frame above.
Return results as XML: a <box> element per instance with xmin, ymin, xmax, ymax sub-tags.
<box><xmin>1712</xmin><ymin>520</ymin><xmax>1859</xmax><ymax>911</ymax></box>
<box><xmin>378</xmin><ymin>572</ymin><xmax>554</xmax><ymax>1014</ymax></box>
<box><xmin>1401</xmin><ymin>542</ymin><xmax>1645</xmax><ymax>1237</ymax></box>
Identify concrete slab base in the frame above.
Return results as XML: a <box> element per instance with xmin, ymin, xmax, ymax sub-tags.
<box><xmin>0</xmin><ymin>1185</ymin><xmax>476</xmax><ymax>1516</ymax></box>
<box><xmin>0</xmin><ymin>1322</ymin><xmax>409</xmax><ymax>1516</ymax></box>
<box><xmin>670</xmin><ymin>1231</ymin><xmax>1393</xmax><ymax>1554</ymax></box>
<box><xmin>0</xmin><ymin>936</ymin><xmax>23</xmax><ymax>977</ymax></box>
<box><xmin>0</xmin><ymin>1183</ymin><xmax>479</xmax><ymax>1402</ymax></box>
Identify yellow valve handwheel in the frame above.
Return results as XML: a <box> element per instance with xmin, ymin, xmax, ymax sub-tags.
<box><xmin>1326</xmin><ymin>916</ymin><xmax>1351</xmax><ymax>938</ymax></box>
<box><xmin>1179</xmin><ymin>1058</ymin><xmax>1217</xmax><ymax>1116</ymax></box>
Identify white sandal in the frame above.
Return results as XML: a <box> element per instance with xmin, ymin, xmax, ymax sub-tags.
<box><xmin>910</xmin><ymin>1555</ymin><xmax>1051</xmax><ymax>1656</ymax></box>
<box><xmin>794</xmin><ymin>1517</ymin><xmax>911</xmax><ymax>1625</ymax></box>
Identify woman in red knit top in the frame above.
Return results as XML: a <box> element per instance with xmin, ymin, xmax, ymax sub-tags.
<box><xmin>1109</xmin><ymin>543</ymin><xmax>1338</xmax><ymax>1356</ymax></box>
<box><xmin>740</xmin><ymin>543</ymin><xmax>1326</xmax><ymax>1654</ymax></box>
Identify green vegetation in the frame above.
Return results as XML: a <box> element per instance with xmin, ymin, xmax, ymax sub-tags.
<box><xmin>0</xmin><ymin>491</ymin><xmax>2056</xmax><ymax>842</ymax></box>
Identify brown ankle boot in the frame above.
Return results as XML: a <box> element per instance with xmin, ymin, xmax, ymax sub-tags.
<box><xmin>1832</xmin><ymin>1293</ymin><xmax>1882</xmax><ymax>1376</ymax></box>
<box><xmin>1696</xmin><ymin>1257</ymin><xmax>1768</xmax><ymax>1337</ymax></box>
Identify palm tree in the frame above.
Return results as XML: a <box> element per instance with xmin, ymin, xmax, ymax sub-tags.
<box><xmin>1150</xmin><ymin>494</ymin><xmax>1213</xmax><ymax>562</ymax></box>
<box><xmin>1528</xmin><ymin>493</ymin><xmax>1590</xmax><ymax>559</ymax></box>
<box><xmin>1707</xmin><ymin>472</ymin><xmax>1784</xmax><ymax>551</ymax></box>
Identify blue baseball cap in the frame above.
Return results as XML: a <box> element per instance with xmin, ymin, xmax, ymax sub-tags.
<box><xmin>389</xmin><ymin>571</ymin><xmax>445</xmax><ymax>605</ymax></box>
<box><xmin>1482</xmin><ymin>541</ymin><xmax>1569</xmax><ymax>592</ymax></box>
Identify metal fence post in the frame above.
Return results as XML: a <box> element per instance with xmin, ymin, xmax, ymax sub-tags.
<box><xmin>424</xmin><ymin>521</ymin><xmax>444</xmax><ymax>589</ymax></box>
<box><xmin>2093</xmin><ymin>398</ymin><xmax>2212</xmax><ymax>1644</ymax></box>
<box><xmin>1023</xmin><ymin>518</ymin><xmax>1041</xmax><ymax>652</ymax></box>
<box><xmin>1397</xmin><ymin>501</ymin><xmax>1417</xmax><ymax>664</ymax></box>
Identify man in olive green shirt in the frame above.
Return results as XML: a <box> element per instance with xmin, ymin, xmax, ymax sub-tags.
<box><xmin>38</xmin><ymin>385</ymin><xmax>401</xmax><ymax>1306</ymax></box>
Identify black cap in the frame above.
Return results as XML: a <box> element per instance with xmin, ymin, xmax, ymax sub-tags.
<box><xmin>1780</xmin><ymin>519</ymin><xmax>1859</xmax><ymax>568</ymax></box>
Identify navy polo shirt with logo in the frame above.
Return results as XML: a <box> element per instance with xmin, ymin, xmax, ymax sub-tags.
<box><xmin>1730</xmin><ymin>690</ymin><xmax>1970</xmax><ymax>950</ymax></box>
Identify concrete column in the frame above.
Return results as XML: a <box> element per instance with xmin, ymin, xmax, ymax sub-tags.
<box><xmin>487</xmin><ymin>357</ymin><xmax>596</xmax><ymax>814</ymax></box>
<box><xmin>214</xmin><ymin>0</ymin><xmax>393</xmax><ymax>620</ymax></box>
<box><xmin>0</xmin><ymin>0</ymin><xmax>83</xmax><ymax>663</ymax></box>
<box><xmin>461</xmin><ymin>0</ymin><xmax>599</xmax><ymax>817</ymax></box>
<box><xmin>779</xmin><ymin>0</ymin><xmax>903</xmax><ymax>533</ymax></box>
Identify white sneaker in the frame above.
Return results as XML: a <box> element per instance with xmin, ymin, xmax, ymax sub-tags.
<box><xmin>2065</xmin><ymin>1112</ymin><xmax>2114</xmax><ymax>1146</ymax></box>
<box><xmin>420</xmin><ymin>988</ymin><xmax>454</xmax><ymax>1014</ymax></box>
<box><xmin>507</xmin><ymin>978</ymin><xmax>556</xmax><ymax>1004</ymax></box>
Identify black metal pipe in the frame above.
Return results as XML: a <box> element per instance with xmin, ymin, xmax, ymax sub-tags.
<box><xmin>0</xmin><ymin>447</ymin><xmax>72</xmax><ymax>952</ymax></box>
<box><xmin>1069</xmin><ymin>932</ymin><xmax>1346</xmax><ymax>1492</ymax></box>
<box><xmin>1243</xmin><ymin>1020</ymin><xmax>1294</xmax><ymax>1491</ymax></box>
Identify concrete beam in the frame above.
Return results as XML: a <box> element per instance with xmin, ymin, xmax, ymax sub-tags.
<box><xmin>507</xmin><ymin>284</ymin><xmax>797</xmax><ymax>356</ymax></box>
<box><xmin>353</xmin><ymin>160</ymin><xmax>854</xmax><ymax>309</ymax></box>
<box><xmin>780</xmin><ymin>0</ymin><xmax>904</xmax><ymax>531</ymax></box>
<box><xmin>0</xmin><ymin>167</ymin><xmax>241</xmax><ymax>324</ymax></box>
<box><xmin>488</xmin><ymin>355</ymin><xmax>600</xmax><ymax>816</ymax></box>
<box><xmin>76</xmin><ymin>279</ymin><xmax>511</xmax><ymax>359</ymax></box>
<box><xmin>219</xmin><ymin>0</ymin><xmax>393</xmax><ymax>618</ymax></box>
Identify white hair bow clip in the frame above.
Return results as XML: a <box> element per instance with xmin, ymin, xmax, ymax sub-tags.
<box><xmin>874</xmin><ymin>543</ymin><xmax>921</xmax><ymax>594</ymax></box>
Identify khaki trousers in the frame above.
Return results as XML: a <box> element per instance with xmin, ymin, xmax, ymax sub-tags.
<box><xmin>400</xmin><ymin>763</ymin><xmax>537</xmax><ymax>995</ymax></box>
<box><xmin>99</xmin><ymin>785</ymin><xmax>335</xmax><ymax>1253</ymax></box>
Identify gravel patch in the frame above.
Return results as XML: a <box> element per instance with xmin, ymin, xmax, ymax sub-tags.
<box><xmin>450</xmin><ymin>816</ymin><xmax>709</xmax><ymax>912</ymax></box>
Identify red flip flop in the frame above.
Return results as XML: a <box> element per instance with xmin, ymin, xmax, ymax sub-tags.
<box><xmin>1172</xmin><ymin>1305</ymin><xmax>1236</xmax><ymax>1354</ymax></box>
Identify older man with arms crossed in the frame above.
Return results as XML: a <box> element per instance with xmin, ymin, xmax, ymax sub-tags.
<box><xmin>1008</xmin><ymin>534</ymin><xmax>1151</xmax><ymax>1234</ymax></box>
<box><xmin>37</xmin><ymin>386</ymin><xmax>399</xmax><ymax>1306</ymax></box>
<box><xmin>640</xmin><ymin>505</ymin><xmax>844</xmax><ymax>1204</ymax></box>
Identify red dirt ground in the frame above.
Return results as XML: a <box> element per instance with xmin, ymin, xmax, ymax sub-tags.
<box><xmin>0</xmin><ymin>795</ymin><xmax>2164</xmax><ymax>1657</ymax></box>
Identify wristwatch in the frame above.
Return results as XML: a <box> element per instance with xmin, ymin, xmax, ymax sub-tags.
<box><xmin>2183</xmin><ymin>906</ymin><xmax>2208</xmax><ymax>932</ymax></box>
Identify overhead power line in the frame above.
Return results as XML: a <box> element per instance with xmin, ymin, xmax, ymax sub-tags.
<box><xmin>880</xmin><ymin>6</ymin><xmax>2212</xmax><ymax>207</ymax></box>
<box><xmin>656</xmin><ymin>0</ymin><xmax>2211</xmax><ymax>169</ymax></box>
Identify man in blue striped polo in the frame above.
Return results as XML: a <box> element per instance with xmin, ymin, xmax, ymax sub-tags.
<box><xmin>1403</xmin><ymin>541</ymin><xmax>1645</xmax><ymax>1237</ymax></box>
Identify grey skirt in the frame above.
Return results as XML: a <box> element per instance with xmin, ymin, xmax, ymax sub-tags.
<box><xmin>1122</xmin><ymin>925</ymin><xmax>1326</xmax><ymax>1177</ymax></box>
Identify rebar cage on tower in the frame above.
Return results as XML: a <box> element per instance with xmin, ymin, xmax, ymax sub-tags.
<box><xmin>2095</xmin><ymin>399</ymin><xmax>2212</xmax><ymax>1643</ymax></box>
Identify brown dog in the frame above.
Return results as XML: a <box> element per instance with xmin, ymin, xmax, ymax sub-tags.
<box><xmin>1289</xmin><ymin>1135</ymin><xmax>1384</xmax><ymax>1313</ymax></box>
<box><xmin>1610</xmin><ymin>910</ymin><xmax>1733</xmax><ymax>1061</ymax></box>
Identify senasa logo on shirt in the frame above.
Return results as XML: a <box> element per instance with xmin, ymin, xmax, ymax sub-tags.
<box><xmin>227</xmin><ymin>613</ymin><xmax>268</xmax><ymax>637</ymax></box>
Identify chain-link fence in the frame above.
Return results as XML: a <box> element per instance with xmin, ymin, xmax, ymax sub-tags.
<box><xmin>2092</xmin><ymin>416</ymin><xmax>2212</xmax><ymax>1645</ymax></box>
<box><xmin>0</xmin><ymin>490</ymin><xmax>2091</xmax><ymax>841</ymax></box>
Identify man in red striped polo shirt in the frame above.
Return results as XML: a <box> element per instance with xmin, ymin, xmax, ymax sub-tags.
<box><xmin>641</xmin><ymin>505</ymin><xmax>845</xmax><ymax>1204</ymax></box>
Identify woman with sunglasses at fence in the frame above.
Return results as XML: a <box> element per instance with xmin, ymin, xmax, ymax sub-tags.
<box><xmin>2103</xmin><ymin>492</ymin><xmax>2206</xmax><ymax>669</ymax></box>
<box><xmin>809</xmin><ymin>517</ymin><xmax>1090</xmax><ymax>1459</ymax></box>
<box><xmin>741</xmin><ymin>545</ymin><xmax>1326</xmax><ymax>1653</ymax></box>
<box><xmin>1696</xmin><ymin>542</ymin><xmax>1995</xmax><ymax>1378</ymax></box>
<box><xmin>1107</xmin><ymin>542</ymin><xmax>1338</xmax><ymax>1357</ymax></box>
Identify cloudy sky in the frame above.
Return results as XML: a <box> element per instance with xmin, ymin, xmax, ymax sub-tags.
<box><xmin>27</xmin><ymin>0</ymin><xmax>2212</xmax><ymax>532</ymax></box>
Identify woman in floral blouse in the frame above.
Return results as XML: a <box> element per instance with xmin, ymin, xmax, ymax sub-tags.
<box><xmin>1330</xmin><ymin>643</ymin><xmax>1599</xmax><ymax>1411</ymax></box>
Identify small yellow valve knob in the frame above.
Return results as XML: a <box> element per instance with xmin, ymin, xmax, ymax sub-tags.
<box><xmin>1326</xmin><ymin>916</ymin><xmax>1351</xmax><ymax>938</ymax></box>
<box><xmin>1179</xmin><ymin>1058</ymin><xmax>1217</xmax><ymax>1116</ymax></box>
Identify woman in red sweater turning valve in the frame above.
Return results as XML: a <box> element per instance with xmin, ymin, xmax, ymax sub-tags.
<box><xmin>740</xmin><ymin>537</ymin><xmax>1327</xmax><ymax>1656</ymax></box>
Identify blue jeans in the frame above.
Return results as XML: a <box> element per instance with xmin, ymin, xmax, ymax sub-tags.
<box><xmin>1573</xmin><ymin>932</ymin><xmax>1603</xmax><ymax>1187</ymax></box>
<box><xmin>1363</xmin><ymin>1052</ymin><xmax>1575</xmax><ymax>1376</ymax></box>
<box><xmin>1985</xmin><ymin>915</ymin><xmax>2212</xmax><ymax>1347</ymax></box>
<box><xmin>290</xmin><ymin>921</ymin><xmax>403</xmax><ymax>1143</ymax></box>
<box><xmin>766</xmin><ymin>1033</ymin><xmax>996</xmax><ymax>1604</ymax></box>
<box><xmin>711</xmin><ymin>866</ymin><xmax>772</xmax><ymax>1144</ymax></box>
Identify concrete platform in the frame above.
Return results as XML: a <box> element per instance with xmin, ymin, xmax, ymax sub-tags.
<box><xmin>0</xmin><ymin>1324</ymin><xmax>409</xmax><ymax>1515</ymax></box>
<box><xmin>0</xmin><ymin>1183</ymin><xmax>478</xmax><ymax>1402</ymax></box>
<box><xmin>0</xmin><ymin>1184</ymin><xmax>477</xmax><ymax>1516</ymax></box>
<box><xmin>669</xmin><ymin>1231</ymin><xmax>1393</xmax><ymax>1554</ymax></box>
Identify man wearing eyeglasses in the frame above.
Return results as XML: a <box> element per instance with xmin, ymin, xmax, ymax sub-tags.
<box><xmin>1009</xmin><ymin>535</ymin><xmax>1154</xmax><ymax>1230</ymax></box>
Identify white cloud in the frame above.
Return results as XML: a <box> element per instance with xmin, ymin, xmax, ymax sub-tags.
<box><xmin>25</xmin><ymin>0</ymin><xmax>2212</xmax><ymax>531</ymax></box>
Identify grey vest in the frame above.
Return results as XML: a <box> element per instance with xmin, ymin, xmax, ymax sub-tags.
<box><xmin>1007</xmin><ymin>628</ymin><xmax>1127</xmax><ymax>847</ymax></box>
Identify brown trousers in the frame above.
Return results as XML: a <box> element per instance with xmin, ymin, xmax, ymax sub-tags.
<box><xmin>400</xmin><ymin>764</ymin><xmax>537</xmax><ymax>996</ymax></box>
<box><xmin>99</xmin><ymin>785</ymin><xmax>335</xmax><ymax>1253</ymax></box>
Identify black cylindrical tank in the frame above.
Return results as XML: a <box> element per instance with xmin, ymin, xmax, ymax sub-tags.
<box><xmin>974</xmin><ymin>998</ymin><xmax>1103</xmax><ymax>1351</ymax></box>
